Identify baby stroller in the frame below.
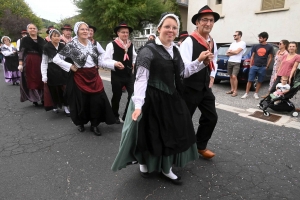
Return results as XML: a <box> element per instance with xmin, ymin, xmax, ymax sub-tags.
<box><xmin>258</xmin><ymin>67</ymin><xmax>300</xmax><ymax>117</ymax></box>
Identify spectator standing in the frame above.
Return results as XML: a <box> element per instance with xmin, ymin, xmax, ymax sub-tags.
<box><xmin>225</xmin><ymin>31</ymin><xmax>246</xmax><ymax>97</ymax></box>
<box><xmin>241</xmin><ymin>32</ymin><xmax>274</xmax><ymax>99</ymax></box>
<box><xmin>261</xmin><ymin>39</ymin><xmax>289</xmax><ymax>98</ymax></box>
<box><xmin>271</xmin><ymin>42</ymin><xmax>300</xmax><ymax>90</ymax></box>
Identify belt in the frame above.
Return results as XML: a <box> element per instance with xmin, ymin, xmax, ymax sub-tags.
<box><xmin>255</xmin><ymin>65</ymin><xmax>265</xmax><ymax>67</ymax></box>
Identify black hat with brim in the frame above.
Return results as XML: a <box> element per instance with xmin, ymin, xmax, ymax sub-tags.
<box><xmin>88</xmin><ymin>25</ymin><xmax>97</xmax><ymax>33</ymax></box>
<box><xmin>179</xmin><ymin>31</ymin><xmax>189</xmax><ymax>40</ymax></box>
<box><xmin>61</xmin><ymin>24</ymin><xmax>73</xmax><ymax>31</ymax></box>
<box><xmin>46</xmin><ymin>25</ymin><xmax>55</xmax><ymax>34</ymax></box>
<box><xmin>191</xmin><ymin>5</ymin><xmax>220</xmax><ymax>25</ymax></box>
<box><xmin>114</xmin><ymin>22</ymin><xmax>133</xmax><ymax>35</ymax></box>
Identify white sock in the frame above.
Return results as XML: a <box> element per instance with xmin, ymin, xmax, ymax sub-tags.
<box><xmin>162</xmin><ymin>167</ymin><xmax>178</xmax><ymax>179</ymax></box>
<box><xmin>139</xmin><ymin>164</ymin><xmax>148</xmax><ymax>173</ymax></box>
<box><xmin>64</xmin><ymin>106</ymin><xmax>70</xmax><ymax>113</ymax></box>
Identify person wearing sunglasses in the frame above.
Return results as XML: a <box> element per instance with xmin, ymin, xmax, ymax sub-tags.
<box><xmin>225</xmin><ymin>31</ymin><xmax>246</xmax><ymax>97</ymax></box>
<box><xmin>261</xmin><ymin>40</ymin><xmax>289</xmax><ymax>98</ymax></box>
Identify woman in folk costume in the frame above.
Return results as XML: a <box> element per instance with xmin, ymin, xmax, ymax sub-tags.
<box><xmin>53</xmin><ymin>22</ymin><xmax>123</xmax><ymax>136</ymax></box>
<box><xmin>41</xmin><ymin>29</ymin><xmax>70</xmax><ymax>116</ymax></box>
<box><xmin>18</xmin><ymin>23</ymin><xmax>46</xmax><ymax>106</ymax></box>
<box><xmin>1</xmin><ymin>36</ymin><xmax>21</xmax><ymax>85</ymax></box>
<box><xmin>112</xmin><ymin>13</ymin><xmax>203</xmax><ymax>185</ymax></box>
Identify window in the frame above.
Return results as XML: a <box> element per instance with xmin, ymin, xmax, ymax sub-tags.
<box><xmin>262</xmin><ymin>0</ymin><xmax>285</xmax><ymax>10</ymax></box>
<box><xmin>216</xmin><ymin>0</ymin><xmax>222</xmax><ymax>4</ymax></box>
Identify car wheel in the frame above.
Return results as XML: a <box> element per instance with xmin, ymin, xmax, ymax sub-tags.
<box><xmin>214</xmin><ymin>79</ymin><xmax>221</xmax><ymax>84</ymax></box>
<box><xmin>250</xmin><ymin>76</ymin><xmax>258</xmax><ymax>91</ymax></box>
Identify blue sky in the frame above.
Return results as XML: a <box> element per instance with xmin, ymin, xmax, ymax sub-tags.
<box><xmin>25</xmin><ymin>0</ymin><xmax>79</xmax><ymax>22</ymax></box>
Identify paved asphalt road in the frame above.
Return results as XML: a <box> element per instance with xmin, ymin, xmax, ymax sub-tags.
<box><xmin>0</xmin><ymin>68</ymin><xmax>300</xmax><ymax>199</ymax></box>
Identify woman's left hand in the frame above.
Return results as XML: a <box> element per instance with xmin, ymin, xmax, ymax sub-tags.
<box><xmin>70</xmin><ymin>64</ymin><xmax>78</xmax><ymax>72</ymax></box>
<box><xmin>132</xmin><ymin>109</ymin><xmax>141</xmax><ymax>121</ymax></box>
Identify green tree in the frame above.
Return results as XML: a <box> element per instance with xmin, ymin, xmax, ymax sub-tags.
<box><xmin>74</xmin><ymin>0</ymin><xmax>180</xmax><ymax>40</ymax></box>
<box><xmin>0</xmin><ymin>0</ymin><xmax>43</xmax><ymax>40</ymax></box>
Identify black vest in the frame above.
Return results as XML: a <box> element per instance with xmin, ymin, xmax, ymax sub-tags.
<box><xmin>146</xmin><ymin>44</ymin><xmax>179</xmax><ymax>95</ymax></box>
<box><xmin>183</xmin><ymin>36</ymin><xmax>214</xmax><ymax>91</ymax></box>
<box><xmin>112</xmin><ymin>41</ymin><xmax>133</xmax><ymax>77</ymax></box>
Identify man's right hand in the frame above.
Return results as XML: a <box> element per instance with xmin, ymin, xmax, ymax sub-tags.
<box><xmin>198</xmin><ymin>50</ymin><xmax>212</xmax><ymax>63</ymax></box>
<box><xmin>114</xmin><ymin>62</ymin><xmax>124</xmax><ymax>70</ymax></box>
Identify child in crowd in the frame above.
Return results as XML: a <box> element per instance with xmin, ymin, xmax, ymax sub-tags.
<box><xmin>272</xmin><ymin>76</ymin><xmax>290</xmax><ymax>104</ymax></box>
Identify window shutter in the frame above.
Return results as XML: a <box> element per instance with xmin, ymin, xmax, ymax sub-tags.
<box><xmin>274</xmin><ymin>0</ymin><xmax>285</xmax><ymax>9</ymax></box>
<box><xmin>262</xmin><ymin>0</ymin><xmax>274</xmax><ymax>10</ymax></box>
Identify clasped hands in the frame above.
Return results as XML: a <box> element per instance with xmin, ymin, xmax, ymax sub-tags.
<box><xmin>198</xmin><ymin>50</ymin><xmax>214</xmax><ymax>66</ymax></box>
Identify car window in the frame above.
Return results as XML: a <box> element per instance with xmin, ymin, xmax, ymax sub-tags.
<box><xmin>217</xmin><ymin>47</ymin><xmax>229</xmax><ymax>56</ymax></box>
<box><xmin>218</xmin><ymin>46</ymin><xmax>251</xmax><ymax>57</ymax></box>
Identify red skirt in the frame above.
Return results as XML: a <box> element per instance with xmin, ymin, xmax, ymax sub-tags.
<box><xmin>25</xmin><ymin>53</ymin><xmax>43</xmax><ymax>90</ymax></box>
<box><xmin>74</xmin><ymin>67</ymin><xmax>104</xmax><ymax>93</ymax></box>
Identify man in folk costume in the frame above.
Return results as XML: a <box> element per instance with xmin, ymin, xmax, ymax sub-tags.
<box><xmin>180</xmin><ymin>5</ymin><xmax>219</xmax><ymax>159</ymax></box>
<box><xmin>103</xmin><ymin>22</ymin><xmax>137</xmax><ymax>124</ymax></box>
<box><xmin>88</xmin><ymin>24</ymin><xmax>106</xmax><ymax>58</ymax></box>
<box><xmin>60</xmin><ymin>24</ymin><xmax>73</xmax><ymax>44</ymax></box>
<box><xmin>45</xmin><ymin>25</ymin><xmax>54</xmax><ymax>42</ymax></box>
<box><xmin>16</xmin><ymin>30</ymin><xmax>28</xmax><ymax>51</ymax></box>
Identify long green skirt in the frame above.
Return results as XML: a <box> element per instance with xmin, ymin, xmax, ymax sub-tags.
<box><xmin>111</xmin><ymin>99</ymin><xmax>198</xmax><ymax>173</ymax></box>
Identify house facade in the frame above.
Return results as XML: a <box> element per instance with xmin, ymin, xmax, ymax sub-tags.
<box><xmin>186</xmin><ymin>0</ymin><xmax>300</xmax><ymax>45</ymax></box>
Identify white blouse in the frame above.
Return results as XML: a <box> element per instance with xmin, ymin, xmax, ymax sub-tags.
<box><xmin>132</xmin><ymin>37</ymin><xmax>207</xmax><ymax>109</ymax></box>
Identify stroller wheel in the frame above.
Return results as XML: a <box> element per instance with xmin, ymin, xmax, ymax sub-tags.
<box><xmin>263</xmin><ymin>111</ymin><xmax>270</xmax><ymax>117</ymax></box>
<box><xmin>258</xmin><ymin>105</ymin><xmax>263</xmax><ymax>110</ymax></box>
<box><xmin>291</xmin><ymin>112</ymin><xmax>299</xmax><ymax>117</ymax></box>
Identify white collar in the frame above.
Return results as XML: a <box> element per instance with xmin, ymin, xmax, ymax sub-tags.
<box><xmin>155</xmin><ymin>37</ymin><xmax>176</xmax><ymax>50</ymax></box>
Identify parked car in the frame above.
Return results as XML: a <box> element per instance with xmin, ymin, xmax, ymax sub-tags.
<box><xmin>214</xmin><ymin>43</ymin><xmax>278</xmax><ymax>91</ymax></box>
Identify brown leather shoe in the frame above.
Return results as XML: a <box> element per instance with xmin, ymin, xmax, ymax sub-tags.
<box><xmin>198</xmin><ymin>149</ymin><xmax>215</xmax><ymax>159</ymax></box>
<box><xmin>295</xmin><ymin>108</ymin><xmax>300</xmax><ymax>112</ymax></box>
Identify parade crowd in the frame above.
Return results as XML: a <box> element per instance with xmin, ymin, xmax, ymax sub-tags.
<box><xmin>1</xmin><ymin>5</ymin><xmax>299</xmax><ymax>185</ymax></box>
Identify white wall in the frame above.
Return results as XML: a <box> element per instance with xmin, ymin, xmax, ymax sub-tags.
<box><xmin>187</xmin><ymin>0</ymin><xmax>300</xmax><ymax>44</ymax></box>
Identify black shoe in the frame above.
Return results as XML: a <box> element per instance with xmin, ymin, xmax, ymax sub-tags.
<box><xmin>140</xmin><ymin>171</ymin><xmax>150</xmax><ymax>178</ymax></box>
<box><xmin>77</xmin><ymin>125</ymin><xmax>85</xmax><ymax>132</ymax></box>
<box><xmin>33</xmin><ymin>102</ymin><xmax>38</xmax><ymax>107</ymax></box>
<box><xmin>162</xmin><ymin>173</ymin><xmax>182</xmax><ymax>185</ymax></box>
<box><xmin>15</xmin><ymin>82</ymin><xmax>19</xmax><ymax>86</ymax></box>
<box><xmin>41</xmin><ymin>101</ymin><xmax>44</xmax><ymax>106</ymax></box>
<box><xmin>115</xmin><ymin>118</ymin><xmax>121</xmax><ymax>124</ymax></box>
<box><xmin>64</xmin><ymin>111</ymin><xmax>70</xmax><ymax>117</ymax></box>
<box><xmin>90</xmin><ymin>126</ymin><xmax>102</xmax><ymax>136</ymax></box>
<box><xmin>13</xmin><ymin>82</ymin><xmax>15</xmax><ymax>85</ymax></box>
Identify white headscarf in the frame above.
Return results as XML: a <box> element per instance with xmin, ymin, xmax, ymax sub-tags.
<box><xmin>157</xmin><ymin>13</ymin><xmax>180</xmax><ymax>37</ymax></box>
<box><xmin>49</xmin><ymin>29</ymin><xmax>61</xmax><ymax>40</ymax></box>
<box><xmin>1</xmin><ymin>36</ymin><xmax>11</xmax><ymax>43</ymax></box>
<box><xmin>74</xmin><ymin>21</ymin><xmax>89</xmax><ymax>36</ymax></box>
